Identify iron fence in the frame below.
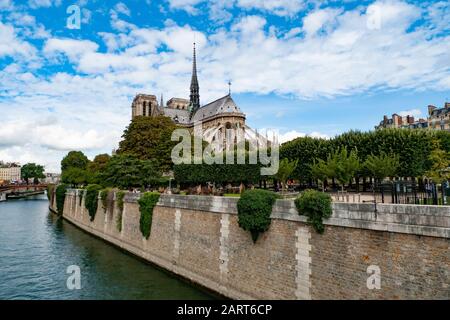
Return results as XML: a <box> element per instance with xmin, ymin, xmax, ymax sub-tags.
<box><xmin>375</xmin><ymin>181</ymin><xmax>450</xmax><ymax>205</ymax></box>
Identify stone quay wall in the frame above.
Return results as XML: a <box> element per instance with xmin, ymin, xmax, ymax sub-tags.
<box><xmin>50</xmin><ymin>191</ymin><xmax>449</xmax><ymax>300</ymax></box>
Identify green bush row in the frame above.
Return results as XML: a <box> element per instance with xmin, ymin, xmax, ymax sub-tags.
<box><xmin>237</xmin><ymin>189</ymin><xmax>333</xmax><ymax>242</ymax></box>
<box><xmin>174</xmin><ymin>163</ymin><xmax>262</xmax><ymax>185</ymax></box>
<box><xmin>53</xmin><ymin>185</ymin><xmax>333</xmax><ymax>241</ymax></box>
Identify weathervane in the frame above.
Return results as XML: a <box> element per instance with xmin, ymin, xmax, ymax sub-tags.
<box><xmin>228</xmin><ymin>81</ymin><xmax>232</xmax><ymax>95</ymax></box>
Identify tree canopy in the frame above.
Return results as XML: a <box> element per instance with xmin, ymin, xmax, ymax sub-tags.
<box><xmin>21</xmin><ymin>163</ymin><xmax>45</xmax><ymax>184</ymax></box>
<box><xmin>117</xmin><ymin>116</ymin><xmax>178</xmax><ymax>172</ymax></box>
<box><xmin>425</xmin><ymin>148</ymin><xmax>450</xmax><ymax>183</ymax></box>
<box><xmin>281</xmin><ymin>129</ymin><xmax>450</xmax><ymax>181</ymax></box>
<box><xmin>99</xmin><ymin>154</ymin><xmax>163</xmax><ymax>189</ymax></box>
<box><xmin>87</xmin><ymin>154</ymin><xmax>111</xmax><ymax>174</ymax></box>
<box><xmin>61</xmin><ymin>151</ymin><xmax>89</xmax><ymax>172</ymax></box>
<box><xmin>364</xmin><ymin>152</ymin><xmax>400</xmax><ymax>181</ymax></box>
<box><xmin>60</xmin><ymin>151</ymin><xmax>90</xmax><ymax>187</ymax></box>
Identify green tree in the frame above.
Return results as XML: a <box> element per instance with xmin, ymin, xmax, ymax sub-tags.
<box><xmin>60</xmin><ymin>151</ymin><xmax>90</xmax><ymax>186</ymax></box>
<box><xmin>118</xmin><ymin>116</ymin><xmax>178</xmax><ymax>172</ymax></box>
<box><xmin>329</xmin><ymin>148</ymin><xmax>360</xmax><ymax>192</ymax></box>
<box><xmin>364</xmin><ymin>152</ymin><xmax>400</xmax><ymax>182</ymax></box>
<box><xmin>87</xmin><ymin>153</ymin><xmax>111</xmax><ymax>184</ymax></box>
<box><xmin>311</xmin><ymin>159</ymin><xmax>332</xmax><ymax>191</ymax></box>
<box><xmin>87</xmin><ymin>154</ymin><xmax>111</xmax><ymax>173</ymax></box>
<box><xmin>280</xmin><ymin>136</ymin><xmax>331</xmax><ymax>184</ymax></box>
<box><xmin>425</xmin><ymin>148</ymin><xmax>450</xmax><ymax>183</ymax></box>
<box><xmin>275</xmin><ymin>158</ymin><xmax>298</xmax><ymax>192</ymax></box>
<box><xmin>280</xmin><ymin>129</ymin><xmax>450</xmax><ymax>181</ymax></box>
<box><xmin>100</xmin><ymin>154</ymin><xmax>162</xmax><ymax>189</ymax></box>
<box><xmin>61</xmin><ymin>151</ymin><xmax>89</xmax><ymax>172</ymax></box>
<box><xmin>21</xmin><ymin>163</ymin><xmax>45</xmax><ymax>184</ymax></box>
<box><xmin>61</xmin><ymin>167</ymin><xmax>88</xmax><ymax>187</ymax></box>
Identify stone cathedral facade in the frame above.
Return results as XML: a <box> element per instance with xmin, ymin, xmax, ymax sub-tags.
<box><xmin>130</xmin><ymin>44</ymin><xmax>263</xmax><ymax>148</ymax></box>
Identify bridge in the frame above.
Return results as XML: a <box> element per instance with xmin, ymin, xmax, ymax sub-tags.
<box><xmin>0</xmin><ymin>184</ymin><xmax>48</xmax><ymax>201</ymax></box>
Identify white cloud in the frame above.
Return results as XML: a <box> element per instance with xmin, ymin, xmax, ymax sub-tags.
<box><xmin>0</xmin><ymin>21</ymin><xmax>37</xmax><ymax>59</ymax></box>
<box><xmin>0</xmin><ymin>0</ymin><xmax>14</xmax><ymax>10</ymax></box>
<box><xmin>107</xmin><ymin>2</ymin><xmax>137</xmax><ymax>32</ymax></box>
<box><xmin>268</xmin><ymin>130</ymin><xmax>330</xmax><ymax>144</ymax></box>
<box><xmin>168</xmin><ymin>0</ymin><xmax>308</xmax><ymax>17</ymax></box>
<box><xmin>28</xmin><ymin>0</ymin><xmax>62</xmax><ymax>9</ymax></box>
<box><xmin>43</xmin><ymin>38</ymin><xmax>99</xmax><ymax>61</ymax></box>
<box><xmin>398</xmin><ymin>109</ymin><xmax>423</xmax><ymax>118</ymax></box>
<box><xmin>237</xmin><ymin>0</ymin><xmax>306</xmax><ymax>17</ymax></box>
<box><xmin>114</xmin><ymin>2</ymin><xmax>131</xmax><ymax>16</ymax></box>
<box><xmin>302</xmin><ymin>8</ymin><xmax>342</xmax><ymax>37</ymax></box>
<box><xmin>1</xmin><ymin>0</ymin><xmax>450</xmax><ymax>172</ymax></box>
<box><xmin>166</xmin><ymin>0</ymin><xmax>203</xmax><ymax>14</ymax></box>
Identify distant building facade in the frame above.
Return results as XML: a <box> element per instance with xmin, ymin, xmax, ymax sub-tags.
<box><xmin>44</xmin><ymin>173</ymin><xmax>61</xmax><ymax>184</ymax></box>
<box><xmin>0</xmin><ymin>163</ymin><xmax>21</xmax><ymax>183</ymax></box>
<box><xmin>427</xmin><ymin>103</ymin><xmax>450</xmax><ymax>131</ymax></box>
<box><xmin>376</xmin><ymin>102</ymin><xmax>450</xmax><ymax>131</ymax></box>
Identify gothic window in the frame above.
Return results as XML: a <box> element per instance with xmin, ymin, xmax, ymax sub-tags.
<box><xmin>143</xmin><ymin>101</ymin><xmax>147</xmax><ymax>116</ymax></box>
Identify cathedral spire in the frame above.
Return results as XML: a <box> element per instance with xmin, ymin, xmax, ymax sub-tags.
<box><xmin>190</xmin><ymin>43</ymin><xmax>200</xmax><ymax>116</ymax></box>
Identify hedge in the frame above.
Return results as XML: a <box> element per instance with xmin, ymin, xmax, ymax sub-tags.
<box><xmin>174</xmin><ymin>163</ymin><xmax>262</xmax><ymax>185</ymax></box>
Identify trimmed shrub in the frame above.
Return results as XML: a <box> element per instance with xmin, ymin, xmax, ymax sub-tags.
<box><xmin>55</xmin><ymin>184</ymin><xmax>68</xmax><ymax>215</ymax></box>
<box><xmin>295</xmin><ymin>190</ymin><xmax>332</xmax><ymax>234</ymax></box>
<box><xmin>237</xmin><ymin>189</ymin><xmax>278</xmax><ymax>243</ymax></box>
<box><xmin>138</xmin><ymin>192</ymin><xmax>160</xmax><ymax>239</ymax></box>
<box><xmin>116</xmin><ymin>191</ymin><xmax>126</xmax><ymax>232</ymax></box>
<box><xmin>85</xmin><ymin>184</ymin><xmax>102</xmax><ymax>222</ymax></box>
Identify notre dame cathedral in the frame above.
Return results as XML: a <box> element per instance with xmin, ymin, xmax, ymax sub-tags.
<box><xmin>130</xmin><ymin>44</ymin><xmax>267</xmax><ymax>149</ymax></box>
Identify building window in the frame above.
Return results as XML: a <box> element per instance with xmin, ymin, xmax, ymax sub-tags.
<box><xmin>143</xmin><ymin>102</ymin><xmax>147</xmax><ymax>116</ymax></box>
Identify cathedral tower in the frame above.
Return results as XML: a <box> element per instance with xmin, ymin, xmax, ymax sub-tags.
<box><xmin>189</xmin><ymin>43</ymin><xmax>200</xmax><ymax>116</ymax></box>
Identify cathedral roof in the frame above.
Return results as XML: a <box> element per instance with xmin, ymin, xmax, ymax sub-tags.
<box><xmin>160</xmin><ymin>94</ymin><xmax>245</xmax><ymax>125</ymax></box>
<box><xmin>191</xmin><ymin>94</ymin><xmax>244</xmax><ymax>122</ymax></box>
<box><xmin>162</xmin><ymin>108</ymin><xmax>191</xmax><ymax>125</ymax></box>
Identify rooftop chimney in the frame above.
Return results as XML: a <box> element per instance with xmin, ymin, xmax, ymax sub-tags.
<box><xmin>428</xmin><ymin>105</ymin><xmax>436</xmax><ymax>116</ymax></box>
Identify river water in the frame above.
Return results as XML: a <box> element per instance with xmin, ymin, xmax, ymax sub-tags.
<box><xmin>0</xmin><ymin>194</ymin><xmax>213</xmax><ymax>300</ymax></box>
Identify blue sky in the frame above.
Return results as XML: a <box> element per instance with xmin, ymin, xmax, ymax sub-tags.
<box><xmin>0</xmin><ymin>0</ymin><xmax>449</xmax><ymax>172</ymax></box>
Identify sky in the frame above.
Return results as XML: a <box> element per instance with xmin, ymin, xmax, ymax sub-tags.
<box><xmin>0</xmin><ymin>0</ymin><xmax>449</xmax><ymax>172</ymax></box>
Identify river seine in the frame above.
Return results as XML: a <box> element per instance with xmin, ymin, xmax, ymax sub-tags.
<box><xmin>0</xmin><ymin>194</ymin><xmax>213</xmax><ymax>300</ymax></box>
